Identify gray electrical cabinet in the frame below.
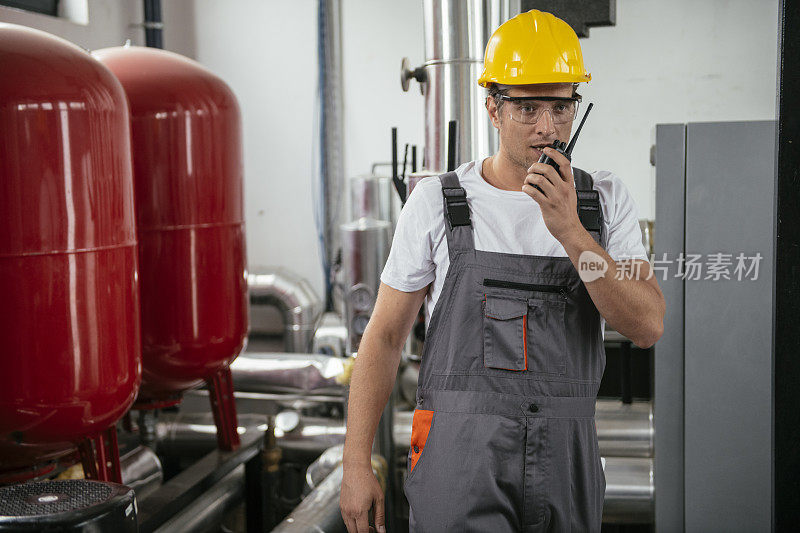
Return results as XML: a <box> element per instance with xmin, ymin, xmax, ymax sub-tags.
<box><xmin>654</xmin><ymin>121</ymin><xmax>775</xmax><ymax>532</ymax></box>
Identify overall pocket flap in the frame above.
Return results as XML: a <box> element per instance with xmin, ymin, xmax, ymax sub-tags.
<box><xmin>484</xmin><ymin>295</ymin><xmax>528</xmax><ymax>320</ymax></box>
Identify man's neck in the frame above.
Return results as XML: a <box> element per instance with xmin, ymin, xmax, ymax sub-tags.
<box><xmin>481</xmin><ymin>152</ymin><xmax>528</xmax><ymax>192</ymax></box>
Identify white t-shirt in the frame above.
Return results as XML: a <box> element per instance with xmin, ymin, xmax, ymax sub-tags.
<box><xmin>379</xmin><ymin>158</ymin><xmax>649</xmax><ymax>332</ymax></box>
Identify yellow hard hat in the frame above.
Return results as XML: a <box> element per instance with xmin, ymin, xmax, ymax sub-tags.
<box><xmin>478</xmin><ymin>9</ymin><xmax>591</xmax><ymax>87</ymax></box>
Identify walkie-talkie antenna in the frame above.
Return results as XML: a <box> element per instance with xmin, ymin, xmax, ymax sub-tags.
<box><xmin>565</xmin><ymin>103</ymin><xmax>593</xmax><ymax>157</ymax></box>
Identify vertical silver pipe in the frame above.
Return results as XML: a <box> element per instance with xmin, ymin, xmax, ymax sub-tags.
<box><xmin>319</xmin><ymin>0</ymin><xmax>345</xmax><ymax>307</ymax></box>
<box><xmin>420</xmin><ymin>0</ymin><xmax>519</xmax><ymax>171</ymax></box>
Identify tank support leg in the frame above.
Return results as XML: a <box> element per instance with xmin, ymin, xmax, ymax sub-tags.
<box><xmin>208</xmin><ymin>367</ymin><xmax>241</xmax><ymax>451</ymax></box>
<box><xmin>79</xmin><ymin>425</ymin><xmax>123</xmax><ymax>483</ymax></box>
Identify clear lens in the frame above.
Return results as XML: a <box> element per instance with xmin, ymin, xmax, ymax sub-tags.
<box><xmin>507</xmin><ymin>99</ymin><xmax>579</xmax><ymax>124</ymax></box>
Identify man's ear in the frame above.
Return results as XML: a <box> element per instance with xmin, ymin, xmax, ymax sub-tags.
<box><xmin>486</xmin><ymin>96</ymin><xmax>501</xmax><ymax>129</ymax></box>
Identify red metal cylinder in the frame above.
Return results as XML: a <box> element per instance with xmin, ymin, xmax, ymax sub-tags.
<box><xmin>93</xmin><ymin>46</ymin><xmax>248</xmax><ymax>402</ymax></box>
<box><xmin>0</xmin><ymin>24</ymin><xmax>142</xmax><ymax>477</ymax></box>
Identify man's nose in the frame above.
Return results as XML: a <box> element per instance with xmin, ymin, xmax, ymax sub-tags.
<box><xmin>533</xmin><ymin>108</ymin><xmax>556</xmax><ymax>136</ymax></box>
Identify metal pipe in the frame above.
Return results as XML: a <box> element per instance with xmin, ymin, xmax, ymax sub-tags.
<box><xmin>155</xmin><ymin>414</ymin><xmax>266</xmax><ymax>458</ymax></box>
<box><xmin>275</xmin><ymin>453</ymin><xmax>387</xmax><ymax>532</ymax></box>
<box><xmin>160</xmin><ymin>399</ymin><xmax>652</xmax><ymax>462</ymax></box>
<box><xmin>318</xmin><ymin>0</ymin><xmax>345</xmax><ymax>311</ymax></box>
<box><xmin>153</xmin><ymin>465</ymin><xmax>244</xmax><ymax>533</ymax></box>
<box><xmin>120</xmin><ymin>445</ymin><xmax>163</xmax><ymax>500</ymax></box>
<box><xmin>143</xmin><ymin>0</ymin><xmax>163</xmax><ymax>49</ymax></box>
<box><xmin>595</xmin><ymin>400</ymin><xmax>654</xmax><ymax>458</ymax></box>
<box><xmin>311</xmin><ymin>312</ymin><xmax>348</xmax><ymax>358</ymax></box>
<box><xmin>602</xmin><ymin>457</ymin><xmax>654</xmax><ymax>524</ymax></box>
<box><xmin>248</xmin><ymin>268</ymin><xmax>323</xmax><ymax>353</ymax></box>
<box><xmin>273</xmin><ymin>463</ymin><xmax>346</xmax><ymax>532</ymax></box>
<box><xmin>402</xmin><ymin>0</ymin><xmax>520</xmax><ymax>172</ymax></box>
<box><xmin>305</xmin><ymin>444</ymin><xmax>343</xmax><ymax>491</ymax></box>
<box><xmin>230</xmin><ymin>352</ymin><xmax>346</xmax><ymax>395</ymax></box>
<box><xmin>156</xmin><ymin>413</ymin><xmax>345</xmax><ymax>463</ymax></box>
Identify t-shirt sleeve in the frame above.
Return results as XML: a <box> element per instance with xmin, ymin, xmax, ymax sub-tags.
<box><xmin>379</xmin><ymin>178</ymin><xmax>438</xmax><ymax>292</ymax></box>
<box><xmin>594</xmin><ymin>171</ymin><xmax>649</xmax><ymax>263</ymax></box>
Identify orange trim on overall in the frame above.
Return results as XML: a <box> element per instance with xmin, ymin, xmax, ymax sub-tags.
<box><xmin>523</xmin><ymin>314</ymin><xmax>528</xmax><ymax>370</ymax></box>
<box><xmin>409</xmin><ymin>408</ymin><xmax>434</xmax><ymax>474</ymax></box>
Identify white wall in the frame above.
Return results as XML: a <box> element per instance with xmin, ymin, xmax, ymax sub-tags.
<box><xmin>0</xmin><ymin>0</ymin><xmax>142</xmax><ymax>50</ymax></box>
<box><xmin>342</xmin><ymin>0</ymin><xmax>425</xmax><ymax>187</ymax></box>
<box><xmin>188</xmin><ymin>0</ymin><xmax>324</xmax><ymax>296</ymax></box>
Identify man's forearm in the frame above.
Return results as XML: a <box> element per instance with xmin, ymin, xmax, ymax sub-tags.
<box><xmin>342</xmin><ymin>326</ymin><xmax>403</xmax><ymax>469</ymax></box>
<box><xmin>560</xmin><ymin>226</ymin><xmax>664</xmax><ymax>348</ymax></box>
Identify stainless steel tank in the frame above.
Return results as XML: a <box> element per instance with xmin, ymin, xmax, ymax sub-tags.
<box><xmin>348</xmin><ymin>175</ymin><xmax>400</xmax><ymax>233</ymax></box>
<box><xmin>340</xmin><ymin>218</ymin><xmax>391</xmax><ymax>353</ymax></box>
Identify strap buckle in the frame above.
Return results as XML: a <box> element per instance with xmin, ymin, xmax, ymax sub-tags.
<box><xmin>576</xmin><ymin>189</ymin><xmax>602</xmax><ymax>233</ymax></box>
<box><xmin>443</xmin><ymin>187</ymin><xmax>471</xmax><ymax>228</ymax></box>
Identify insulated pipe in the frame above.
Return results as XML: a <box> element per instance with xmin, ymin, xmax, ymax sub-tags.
<box><xmin>273</xmin><ymin>464</ymin><xmax>346</xmax><ymax>532</ymax></box>
<box><xmin>155</xmin><ymin>414</ymin><xmax>345</xmax><ymax>463</ymax></box>
<box><xmin>595</xmin><ymin>400</ymin><xmax>653</xmax><ymax>458</ymax></box>
<box><xmin>120</xmin><ymin>445</ymin><xmax>163</xmax><ymax>500</ymax></box>
<box><xmin>159</xmin><ymin>400</ymin><xmax>651</xmax><ymax>462</ymax></box>
<box><xmin>229</xmin><ymin>352</ymin><xmax>346</xmax><ymax>395</ymax></box>
<box><xmin>305</xmin><ymin>444</ymin><xmax>344</xmax><ymax>491</ymax></box>
<box><xmin>154</xmin><ymin>415</ymin><xmax>653</xmax><ymax>522</ymax></box>
<box><xmin>155</xmin><ymin>414</ymin><xmax>266</xmax><ymax>458</ymax></box>
<box><xmin>602</xmin><ymin>457</ymin><xmax>654</xmax><ymax>524</ymax></box>
<box><xmin>248</xmin><ymin>268</ymin><xmax>324</xmax><ymax>353</ymax></box>
<box><xmin>274</xmin><ymin>453</ymin><xmax>387</xmax><ymax>532</ymax></box>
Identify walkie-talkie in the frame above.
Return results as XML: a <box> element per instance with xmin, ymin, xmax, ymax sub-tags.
<box><xmin>535</xmin><ymin>103</ymin><xmax>594</xmax><ymax>190</ymax></box>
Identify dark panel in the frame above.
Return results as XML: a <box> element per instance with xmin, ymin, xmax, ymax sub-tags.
<box><xmin>521</xmin><ymin>0</ymin><xmax>615</xmax><ymax>37</ymax></box>
<box><xmin>0</xmin><ymin>0</ymin><xmax>58</xmax><ymax>16</ymax></box>
<box><xmin>774</xmin><ymin>0</ymin><xmax>800</xmax><ymax>528</ymax></box>
<box><xmin>653</xmin><ymin>123</ymin><xmax>686</xmax><ymax>533</ymax></box>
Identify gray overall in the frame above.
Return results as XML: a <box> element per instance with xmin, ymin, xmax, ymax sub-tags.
<box><xmin>403</xmin><ymin>168</ymin><xmax>608</xmax><ymax>532</ymax></box>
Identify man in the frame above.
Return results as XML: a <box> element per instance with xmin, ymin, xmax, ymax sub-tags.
<box><xmin>340</xmin><ymin>9</ymin><xmax>664</xmax><ymax>533</ymax></box>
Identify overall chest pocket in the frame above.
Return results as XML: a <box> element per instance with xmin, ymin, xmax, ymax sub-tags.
<box><xmin>482</xmin><ymin>295</ymin><xmax>529</xmax><ymax>371</ymax></box>
<box><xmin>482</xmin><ymin>291</ymin><xmax>568</xmax><ymax>374</ymax></box>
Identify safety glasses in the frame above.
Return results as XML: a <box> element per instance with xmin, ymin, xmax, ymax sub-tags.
<box><xmin>497</xmin><ymin>95</ymin><xmax>582</xmax><ymax>125</ymax></box>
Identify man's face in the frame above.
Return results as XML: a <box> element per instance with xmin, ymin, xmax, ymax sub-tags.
<box><xmin>486</xmin><ymin>83</ymin><xmax>575</xmax><ymax>171</ymax></box>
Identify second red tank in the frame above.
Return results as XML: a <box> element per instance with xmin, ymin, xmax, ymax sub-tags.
<box><xmin>93</xmin><ymin>46</ymin><xmax>248</xmax><ymax>422</ymax></box>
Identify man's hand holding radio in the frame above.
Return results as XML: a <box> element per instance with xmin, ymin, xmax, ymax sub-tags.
<box><xmin>523</xmin><ymin>146</ymin><xmax>582</xmax><ymax>243</ymax></box>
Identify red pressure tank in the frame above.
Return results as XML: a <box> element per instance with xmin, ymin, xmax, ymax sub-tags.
<box><xmin>0</xmin><ymin>24</ymin><xmax>141</xmax><ymax>481</ymax></box>
<box><xmin>93</xmin><ymin>46</ymin><xmax>248</xmax><ymax>449</ymax></box>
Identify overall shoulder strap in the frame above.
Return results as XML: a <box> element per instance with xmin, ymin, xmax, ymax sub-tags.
<box><xmin>573</xmin><ymin>167</ymin><xmax>606</xmax><ymax>249</ymax></box>
<box><xmin>439</xmin><ymin>171</ymin><xmax>475</xmax><ymax>260</ymax></box>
